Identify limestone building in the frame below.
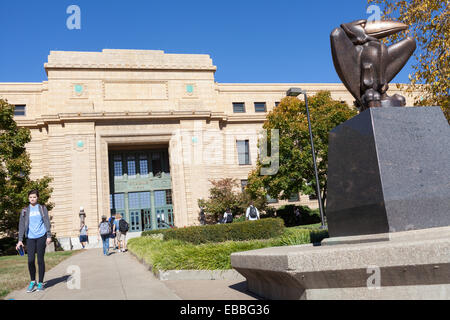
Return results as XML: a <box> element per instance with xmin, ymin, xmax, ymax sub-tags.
<box><xmin>0</xmin><ymin>49</ymin><xmax>417</xmax><ymax>247</ymax></box>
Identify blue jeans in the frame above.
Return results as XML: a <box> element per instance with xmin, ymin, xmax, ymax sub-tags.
<box><xmin>101</xmin><ymin>235</ymin><xmax>109</xmax><ymax>255</ymax></box>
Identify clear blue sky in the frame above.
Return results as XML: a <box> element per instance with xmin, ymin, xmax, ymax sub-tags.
<box><xmin>0</xmin><ymin>0</ymin><xmax>414</xmax><ymax>84</ymax></box>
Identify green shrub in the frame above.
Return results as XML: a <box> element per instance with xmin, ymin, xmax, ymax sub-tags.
<box><xmin>127</xmin><ymin>226</ymin><xmax>329</xmax><ymax>271</ymax></box>
<box><xmin>162</xmin><ymin>218</ymin><xmax>285</xmax><ymax>244</ymax></box>
<box><xmin>274</xmin><ymin>205</ymin><xmax>321</xmax><ymax>227</ymax></box>
<box><xmin>141</xmin><ymin>228</ymin><xmax>173</xmax><ymax>237</ymax></box>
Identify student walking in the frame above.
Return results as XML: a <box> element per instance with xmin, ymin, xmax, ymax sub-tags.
<box><xmin>222</xmin><ymin>208</ymin><xmax>233</xmax><ymax>224</ymax></box>
<box><xmin>108</xmin><ymin>213</ymin><xmax>117</xmax><ymax>250</ymax></box>
<box><xmin>16</xmin><ymin>190</ymin><xmax>52</xmax><ymax>293</ymax></box>
<box><xmin>116</xmin><ymin>215</ymin><xmax>129</xmax><ymax>252</ymax></box>
<box><xmin>98</xmin><ymin>216</ymin><xmax>111</xmax><ymax>256</ymax></box>
<box><xmin>245</xmin><ymin>201</ymin><xmax>260</xmax><ymax>221</ymax></box>
<box><xmin>79</xmin><ymin>222</ymin><xmax>88</xmax><ymax>249</ymax></box>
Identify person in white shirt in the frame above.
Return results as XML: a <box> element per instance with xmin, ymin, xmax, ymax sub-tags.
<box><xmin>245</xmin><ymin>201</ymin><xmax>260</xmax><ymax>221</ymax></box>
<box><xmin>222</xmin><ymin>208</ymin><xmax>233</xmax><ymax>224</ymax></box>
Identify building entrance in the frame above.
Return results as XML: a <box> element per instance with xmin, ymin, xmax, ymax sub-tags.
<box><xmin>109</xmin><ymin>148</ymin><xmax>174</xmax><ymax>232</ymax></box>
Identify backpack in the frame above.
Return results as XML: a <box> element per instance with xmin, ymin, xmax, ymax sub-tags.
<box><xmin>109</xmin><ymin>217</ymin><xmax>115</xmax><ymax>233</ymax></box>
<box><xmin>226</xmin><ymin>213</ymin><xmax>233</xmax><ymax>223</ymax></box>
<box><xmin>249</xmin><ymin>206</ymin><xmax>257</xmax><ymax>219</ymax></box>
<box><xmin>119</xmin><ymin>219</ymin><xmax>129</xmax><ymax>233</ymax></box>
<box><xmin>99</xmin><ymin>222</ymin><xmax>111</xmax><ymax>235</ymax></box>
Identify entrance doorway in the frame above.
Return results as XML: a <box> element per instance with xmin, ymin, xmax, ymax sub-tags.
<box><xmin>109</xmin><ymin>147</ymin><xmax>174</xmax><ymax>232</ymax></box>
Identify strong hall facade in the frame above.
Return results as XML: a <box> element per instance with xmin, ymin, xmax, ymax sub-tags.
<box><xmin>0</xmin><ymin>49</ymin><xmax>417</xmax><ymax>248</ymax></box>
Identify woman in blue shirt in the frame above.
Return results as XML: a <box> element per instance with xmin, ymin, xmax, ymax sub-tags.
<box><xmin>16</xmin><ymin>190</ymin><xmax>52</xmax><ymax>293</ymax></box>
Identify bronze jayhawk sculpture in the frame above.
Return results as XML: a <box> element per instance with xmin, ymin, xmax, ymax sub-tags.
<box><xmin>330</xmin><ymin>20</ymin><xmax>416</xmax><ymax>111</ymax></box>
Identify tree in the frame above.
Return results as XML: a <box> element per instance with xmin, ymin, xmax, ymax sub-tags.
<box><xmin>0</xmin><ymin>99</ymin><xmax>53</xmax><ymax>237</ymax></box>
<box><xmin>246</xmin><ymin>91</ymin><xmax>357</xmax><ymax>209</ymax></box>
<box><xmin>368</xmin><ymin>0</ymin><xmax>450</xmax><ymax>123</ymax></box>
<box><xmin>197</xmin><ymin>178</ymin><xmax>267</xmax><ymax>224</ymax></box>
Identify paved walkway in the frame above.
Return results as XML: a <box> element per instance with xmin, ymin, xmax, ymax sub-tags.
<box><xmin>5</xmin><ymin>248</ymin><xmax>258</xmax><ymax>300</ymax></box>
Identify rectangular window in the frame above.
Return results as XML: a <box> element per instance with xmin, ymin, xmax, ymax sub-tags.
<box><xmin>233</xmin><ymin>102</ymin><xmax>246</xmax><ymax>113</ymax></box>
<box><xmin>267</xmin><ymin>194</ymin><xmax>278</xmax><ymax>204</ymax></box>
<box><xmin>152</xmin><ymin>152</ymin><xmax>162</xmax><ymax>175</ymax></box>
<box><xmin>127</xmin><ymin>155</ymin><xmax>136</xmax><ymax>177</ymax></box>
<box><xmin>275</xmin><ymin>102</ymin><xmax>280</xmax><ymax>107</ymax></box>
<box><xmin>113</xmin><ymin>155</ymin><xmax>123</xmax><ymax>177</ymax></box>
<box><xmin>165</xmin><ymin>190</ymin><xmax>173</xmax><ymax>205</ymax></box>
<box><xmin>128</xmin><ymin>192</ymin><xmax>140</xmax><ymax>209</ymax></box>
<box><xmin>14</xmin><ymin>105</ymin><xmax>26</xmax><ymax>116</ymax></box>
<box><xmin>288</xmin><ymin>193</ymin><xmax>300</xmax><ymax>202</ymax></box>
<box><xmin>139</xmin><ymin>154</ymin><xmax>148</xmax><ymax>176</ymax></box>
<box><xmin>113</xmin><ymin>193</ymin><xmax>125</xmax><ymax>210</ymax></box>
<box><xmin>154</xmin><ymin>190</ymin><xmax>166</xmax><ymax>207</ymax></box>
<box><xmin>237</xmin><ymin>140</ymin><xmax>250</xmax><ymax>165</ymax></box>
<box><xmin>241</xmin><ymin>180</ymin><xmax>248</xmax><ymax>192</ymax></box>
<box><xmin>254</xmin><ymin>102</ymin><xmax>266</xmax><ymax>113</ymax></box>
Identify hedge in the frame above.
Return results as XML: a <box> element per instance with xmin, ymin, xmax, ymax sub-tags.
<box><xmin>143</xmin><ymin>218</ymin><xmax>285</xmax><ymax>245</ymax></box>
<box><xmin>128</xmin><ymin>226</ymin><xmax>329</xmax><ymax>271</ymax></box>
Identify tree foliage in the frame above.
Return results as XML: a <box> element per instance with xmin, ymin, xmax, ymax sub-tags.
<box><xmin>246</xmin><ymin>91</ymin><xmax>357</xmax><ymax>208</ymax></box>
<box><xmin>368</xmin><ymin>0</ymin><xmax>450</xmax><ymax>122</ymax></box>
<box><xmin>197</xmin><ymin>178</ymin><xmax>267</xmax><ymax>224</ymax></box>
<box><xmin>0</xmin><ymin>99</ymin><xmax>53</xmax><ymax>237</ymax></box>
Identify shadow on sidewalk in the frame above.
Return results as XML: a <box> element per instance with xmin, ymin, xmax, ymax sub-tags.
<box><xmin>229</xmin><ymin>281</ymin><xmax>263</xmax><ymax>300</ymax></box>
<box><xmin>45</xmin><ymin>275</ymin><xmax>70</xmax><ymax>289</ymax></box>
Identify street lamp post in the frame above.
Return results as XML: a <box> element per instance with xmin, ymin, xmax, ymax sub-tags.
<box><xmin>286</xmin><ymin>88</ymin><xmax>326</xmax><ymax>229</ymax></box>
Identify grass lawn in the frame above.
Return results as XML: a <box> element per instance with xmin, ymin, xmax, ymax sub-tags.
<box><xmin>128</xmin><ymin>226</ymin><xmax>328</xmax><ymax>273</ymax></box>
<box><xmin>0</xmin><ymin>250</ymin><xmax>81</xmax><ymax>299</ymax></box>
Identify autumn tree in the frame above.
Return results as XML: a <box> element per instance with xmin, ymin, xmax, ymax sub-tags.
<box><xmin>368</xmin><ymin>0</ymin><xmax>449</xmax><ymax>122</ymax></box>
<box><xmin>197</xmin><ymin>178</ymin><xmax>267</xmax><ymax>224</ymax></box>
<box><xmin>246</xmin><ymin>91</ymin><xmax>357</xmax><ymax>209</ymax></box>
<box><xmin>0</xmin><ymin>99</ymin><xmax>53</xmax><ymax>237</ymax></box>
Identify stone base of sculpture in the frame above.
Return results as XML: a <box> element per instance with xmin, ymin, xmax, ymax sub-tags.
<box><xmin>326</xmin><ymin>106</ymin><xmax>450</xmax><ymax>238</ymax></box>
<box><xmin>231</xmin><ymin>226</ymin><xmax>450</xmax><ymax>300</ymax></box>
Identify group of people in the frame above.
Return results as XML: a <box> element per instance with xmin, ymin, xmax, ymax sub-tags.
<box><xmin>200</xmin><ymin>201</ymin><xmax>261</xmax><ymax>225</ymax></box>
<box><xmin>98</xmin><ymin>213</ymin><xmax>129</xmax><ymax>256</ymax></box>
<box><xmin>15</xmin><ymin>189</ymin><xmax>130</xmax><ymax>293</ymax></box>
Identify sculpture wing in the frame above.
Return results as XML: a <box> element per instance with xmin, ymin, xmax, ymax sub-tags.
<box><xmin>330</xmin><ymin>27</ymin><xmax>362</xmax><ymax>105</ymax></box>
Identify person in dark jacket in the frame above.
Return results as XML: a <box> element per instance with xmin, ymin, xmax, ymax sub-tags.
<box><xmin>16</xmin><ymin>190</ymin><xmax>52</xmax><ymax>293</ymax></box>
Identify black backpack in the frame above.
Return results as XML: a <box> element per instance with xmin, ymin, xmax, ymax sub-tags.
<box><xmin>226</xmin><ymin>213</ymin><xmax>233</xmax><ymax>223</ymax></box>
<box><xmin>249</xmin><ymin>206</ymin><xmax>257</xmax><ymax>218</ymax></box>
<box><xmin>119</xmin><ymin>219</ymin><xmax>129</xmax><ymax>233</ymax></box>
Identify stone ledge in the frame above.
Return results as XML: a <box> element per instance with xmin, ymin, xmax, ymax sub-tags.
<box><xmin>231</xmin><ymin>226</ymin><xmax>450</xmax><ymax>300</ymax></box>
<box><xmin>128</xmin><ymin>249</ymin><xmax>245</xmax><ymax>281</ymax></box>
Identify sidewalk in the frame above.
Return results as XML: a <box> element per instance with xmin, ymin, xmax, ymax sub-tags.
<box><xmin>5</xmin><ymin>248</ymin><xmax>258</xmax><ymax>300</ymax></box>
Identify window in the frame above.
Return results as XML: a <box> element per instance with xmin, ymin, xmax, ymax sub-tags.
<box><xmin>237</xmin><ymin>140</ymin><xmax>250</xmax><ymax>165</ymax></box>
<box><xmin>233</xmin><ymin>102</ymin><xmax>245</xmax><ymax>113</ymax></box>
<box><xmin>14</xmin><ymin>105</ymin><xmax>26</xmax><ymax>116</ymax></box>
<box><xmin>152</xmin><ymin>152</ymin><xmax>162</xmax><ymax>175</ymax></box>
<box><xmin>154</xmin><ymin>190</ymin><xmax>166</xmax><ymax>207</ymax></box>
<box><xmin>241</xmin><ymin>180</ymin><xmax>248</xmax><ymax>192</ymax></box>
<box><xmin>127</xmin><ymin>155</ymin><xmax>136</xmax><ymax>177</ymax></box>
<box><xmin>254</xmin><ymin>102</ymin><xmax>266</xmax><ymax>113</ymax></box>
<box><xmin>288</xmin><ymin>193</ymin><xmax>300</xmax><ymax>202</ymax></box>
<box><xmin>275</xmin><ymin>102</ymin><xmax>280</xmax><ymax>107</ymax></box>
<box><xmin>166</xmin><ymin>190</ymin><xmax>173</xmax><ymax>205</ymax></box>
<box><xmin>111</xmin><ymin>193</ymin><xmax>125</xmax><ymax>210</ymax></box>
<box><xmin>113</xmin><ymin>155</ymin><xmax>123</xmax><ymax>177</ymax></box>
<box><xmin>267</xmin><ymin>194</ymin><xmax>278</xmax><ymax>204</ymax></box>
<box><xmin>139</xmin><ymin>154</ymin><xmax>148</xmax><ymax>176</ymax></box>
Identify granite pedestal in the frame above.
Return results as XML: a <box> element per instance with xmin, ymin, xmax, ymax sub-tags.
<box><xmin>231</xmin><ymin>107</ymin><xmax>450</xmax><ymax>299</ymax></box>
<box><xmin>326</xmin><ymin>107</ymin><xmax>450</xmax><ymax>237</ymax></box>
<box><xmin>231</xmin><ymin>226</ymin><xmax>450</xmax><ymax>300</ymax></box>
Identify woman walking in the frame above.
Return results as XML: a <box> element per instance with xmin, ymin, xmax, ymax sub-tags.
<box><xmin>98</xmin><ymin>215</ymin><xmax>111</xmax><ymax>256</ymax></box>
<box><xmin>79</xmin><ymin>222</ymin><xmax>88</xmax><ymax>249</ymax></box>
<box><xmin>16</xmin><ymin>190</ymin><xmax>52</xmax><ymax>293</ymax></box>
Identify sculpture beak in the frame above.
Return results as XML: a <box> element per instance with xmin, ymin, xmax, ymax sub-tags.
<box><xmin>364</xmin><ymin>20</ymin><xmax>408</xmax><ymax>39</ymax></box>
